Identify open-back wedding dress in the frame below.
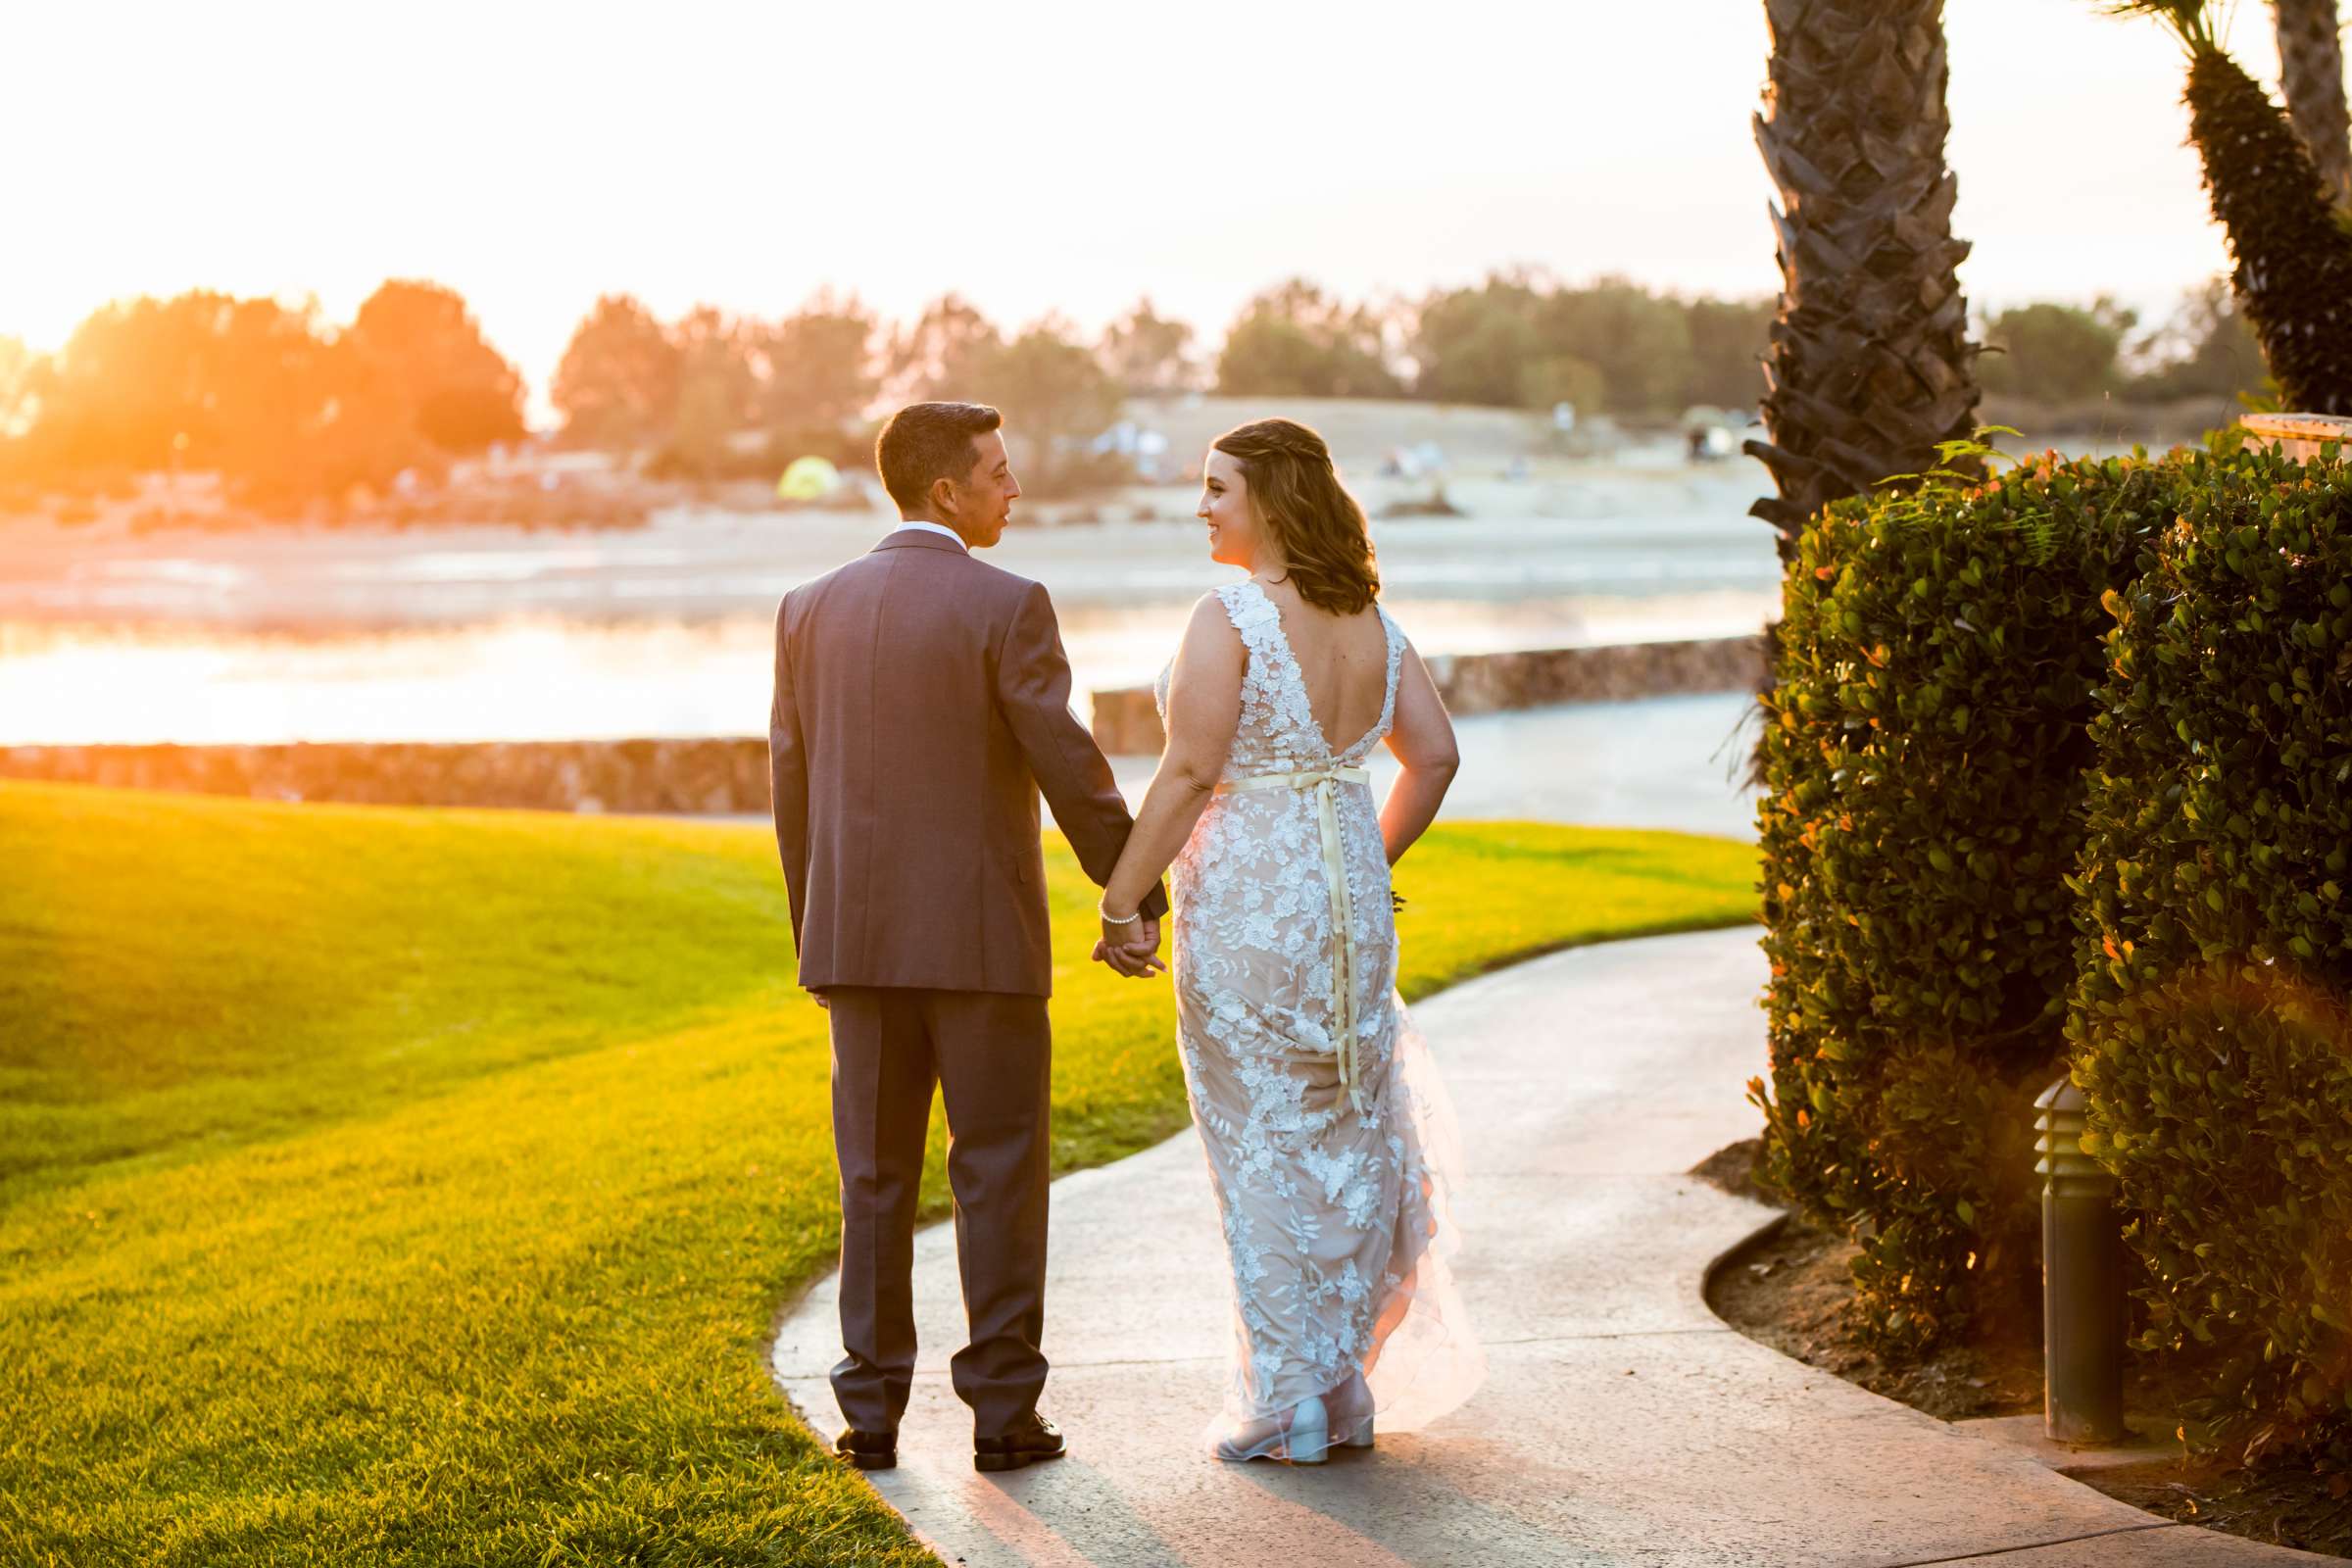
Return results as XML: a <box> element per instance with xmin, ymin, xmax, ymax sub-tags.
<box><xmin>1154</xmin><ymin>579</ymin><xmax>1484</xmax><ymax>1461</ymax></box>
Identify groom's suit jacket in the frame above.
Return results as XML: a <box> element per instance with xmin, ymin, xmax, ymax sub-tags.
<box><xmin>768</xmin><ymin>526</ymin><xmax>1166</xmax><ymax>998</ymax></box>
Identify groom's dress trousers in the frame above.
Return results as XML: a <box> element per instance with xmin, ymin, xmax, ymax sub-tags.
<box><xmin>768</xmin><ymin>526</ymin><xmax>1165</xmax><ymax>1437</ymax></box>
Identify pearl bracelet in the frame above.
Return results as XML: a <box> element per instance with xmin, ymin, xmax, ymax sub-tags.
<box><xmin>1098</xmin><ymin>904</ymin><xmax>1142</xmax><ymax>925</ymax></box>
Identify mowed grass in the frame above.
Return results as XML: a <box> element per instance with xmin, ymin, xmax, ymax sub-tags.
<box><xmin>0</xmin><ymin>780</ymin><xmax>1757</xmax><ymax>1566</ymax></box>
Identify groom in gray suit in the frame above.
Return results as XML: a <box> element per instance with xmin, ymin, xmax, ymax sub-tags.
<box><xmin>768</xmin><ymin>401</ymin><xmax>1165</xmax><ymax>1474</ymax></box>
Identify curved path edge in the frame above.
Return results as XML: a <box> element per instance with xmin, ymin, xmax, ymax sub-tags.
<box><xmin>770</xmin><ymin>927</ymin><xmax>2328</xmax><ymax>1566</ymax></box>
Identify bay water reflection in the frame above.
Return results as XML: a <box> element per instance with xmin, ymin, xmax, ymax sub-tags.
<box><xmin>0</xmin><ymin>480</ymin><xmax>1782</xmax><ymax>747</ymax></box>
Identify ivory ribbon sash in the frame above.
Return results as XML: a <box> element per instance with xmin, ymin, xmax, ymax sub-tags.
<box><xmin>1215</xmin><ymin>764</ymin><xmax>1373</xmax><ymax>1109</ymax></box>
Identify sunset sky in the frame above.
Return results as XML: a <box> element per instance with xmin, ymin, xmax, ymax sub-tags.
<box><xmin>4</xmin><ymin>1</ymin><xmax>2271</xmax><ymax>419</ymax></box>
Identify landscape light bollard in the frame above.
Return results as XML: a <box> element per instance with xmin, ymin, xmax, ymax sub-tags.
<box><xmin>2034</xmin><ymin>1077</ymin><xmax>2126</xmax><ymax>1446</ymax></box>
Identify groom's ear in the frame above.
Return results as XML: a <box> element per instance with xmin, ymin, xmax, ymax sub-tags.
<box><xmin>927</xmin><ymin>471</ymin><xmax>959</xmax><ymax>517</ymax></box>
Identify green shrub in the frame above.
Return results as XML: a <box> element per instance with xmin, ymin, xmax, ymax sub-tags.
<box><xmin>1754</xmin><ymin>450</ymin><xmax>2166</xmax><ymax>1354</ymax></box>
<box><xmin>2068</xmin><ymin>441</ymin><xmax>2352</xmax><ymax>1461</ymax></box>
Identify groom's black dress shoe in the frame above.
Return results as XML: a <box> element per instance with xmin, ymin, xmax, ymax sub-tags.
<box><xmin>973</xmin><ymin>1410</ymin><xmax>1066</xmax><ymax>1473</ymax></box>
<box><xmin>834</xmin><ymin>1428</ymin><xmax>898</xmax><ymax>1471</ymax></box>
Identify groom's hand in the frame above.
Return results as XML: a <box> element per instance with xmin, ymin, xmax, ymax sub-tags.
<box><xmin>1094</xmin><ymin>938</ymin><xmax>1151</xmax><ymax>978</ymax></box>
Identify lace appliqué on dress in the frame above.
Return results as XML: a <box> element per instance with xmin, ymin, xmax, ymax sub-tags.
<box><xmin>1154</xmin><ymin>580</ymin><xmax>1483</xmax><ymax>1459</ymax></box>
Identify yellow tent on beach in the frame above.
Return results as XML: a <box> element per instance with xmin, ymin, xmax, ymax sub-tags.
<box><xmin>775</xmin><ymin>456</ymin><xmax>840</xmax><ymax>501</ymax></box>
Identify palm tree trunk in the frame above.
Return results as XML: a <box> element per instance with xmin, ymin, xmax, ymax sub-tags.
<box><xmin>1746</xmin><ymin>0</ymin><xmax>1981</xmax><ymax>556</ymax></box>
<box><xmin>2273</xmin><ymin>0</ymin><xmax>2352</xmax><ymax>212</ymax></box>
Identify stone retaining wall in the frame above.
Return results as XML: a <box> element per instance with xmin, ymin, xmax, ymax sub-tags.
<box><xmin>2</xmin><ymin>635</ymin><xmax>1766</xmax><ymax>811</ymax></box>
<box><xmin>2241</xmin><ymin>412</ymin><xmax>2352</xmax><ymax>463</ymax></box>
<box><xmin>0</xmin><ymin>738</ymin><xmax>771</xmax><ymax>814</ymax></box>
<box><xmin>1088</xmin><ymin>633</ymin><xmax>1765</xmax><ymax>756</ymax></box>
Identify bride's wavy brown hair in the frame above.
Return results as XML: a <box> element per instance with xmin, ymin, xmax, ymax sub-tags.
<box><xmin>1211</xmin><ymin>417</ymin><xmax>1381</xmax><ymax>614</ymax></box>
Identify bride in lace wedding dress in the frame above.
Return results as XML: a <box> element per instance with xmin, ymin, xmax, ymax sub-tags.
<box><xmin>1092</xmin><ymin>417</ymin><xmax>1484</xmax><ymax>1464</ymax></box>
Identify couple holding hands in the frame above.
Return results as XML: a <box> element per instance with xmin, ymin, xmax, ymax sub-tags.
<box><xmin>769</xmin><ymin>401</ymin><xmax>1480</xmax><ymax>1474</ymax></box>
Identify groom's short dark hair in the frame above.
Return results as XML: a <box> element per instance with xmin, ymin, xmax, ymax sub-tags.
<box><xmin>876</xmin><ymin>401</ymin><xmax>1002</xmax><ymax>512</ymax></box>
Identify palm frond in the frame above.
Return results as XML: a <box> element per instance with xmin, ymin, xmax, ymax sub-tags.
<box><xmin>2100</xmin><ymin>0</ymin><xmax>2225</xmax><ymax>49</ymax></box>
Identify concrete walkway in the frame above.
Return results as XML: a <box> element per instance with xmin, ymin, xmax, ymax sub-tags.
<box><xmin>770</xmin><ymin>928</ymin><xmax>2326</xmax><ymax>1566</ymax></box>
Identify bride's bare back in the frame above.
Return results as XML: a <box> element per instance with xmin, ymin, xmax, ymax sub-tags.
<box><xmin>1252</xmin><ymin>576</ymin><xmax>1392</xmax><ymax>756</ymax></box>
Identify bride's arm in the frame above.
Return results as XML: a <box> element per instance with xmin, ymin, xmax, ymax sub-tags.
<box><xmin>1379</xmin><ymin>644</ymin><xmax>1459</xmax><ymax>866</ymax></box>
<box><xmin>1098</xmin><ymin>596</ymin><xmax>1246</xmax><ymax>929</ymax></box>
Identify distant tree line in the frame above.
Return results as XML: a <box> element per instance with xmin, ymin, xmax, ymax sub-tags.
<box><xmin>550</xmin><ymin>293</ymin><xmax>1187</xmax><ymax>492</ymax></box>
<box><xmin>1973</xmin><ymin>280</ymin><xmax>2268</xmax><ymax>406</ymax></box>
<box><xmin>1212</xmin><ymin>272</ymin><xmax>1777</xmax><ymax>416</ymax></box>
<box><xmin>552</xmin><ymin>293</ymin><xmax>877</xmax><ymax>478</ymax></box>
<box><xmin>1211</xmin><ymin>271</ymin><xmax>2270</xmax><ymax>417</ymax></box>
<box><xmin>0</xmin><ymin>282</ymin><xmax>523</xmax><ymax>505</ymax></box>
<box><xmin>0</xmin><ymin>271</ymin><xmax>2271</xmax><ymax>514</ymax></box>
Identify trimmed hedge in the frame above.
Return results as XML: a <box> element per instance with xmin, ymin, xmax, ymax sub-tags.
<box><xmin>1753</xmin><ymin>452</ymin><xmax>2165</xmax><ymax>1353</ymax></box>
<box><xmin>2068</xmin><ymin>443</ymin><xmax>2352</xmax><ymax>1459</ymax></box>
<box><xmin>1761</xmin><ymin>434</ymin><xmax>2352</xmax><ymax>1460</ymax></box>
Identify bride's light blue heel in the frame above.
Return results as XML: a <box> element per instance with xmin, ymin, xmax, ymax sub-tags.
<box><xmin>1287</xmin><ymin>1396</ymin><xmax>1330</xmax><ymax>1464</ymax></box>
<box><xmin>1343</xmin><ymin>1416</ymin><xmax>1374</xmax><ymax>1450</ymax></box>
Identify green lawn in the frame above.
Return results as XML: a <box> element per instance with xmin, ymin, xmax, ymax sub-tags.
<box><xmin>0</xmin><ymin>780</ymin><xmax>1756</xmax><ymax>1566</ymax></box>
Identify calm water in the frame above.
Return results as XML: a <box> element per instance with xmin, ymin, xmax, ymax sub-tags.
<box><xmin>0</xmin><ymin>477</ymin><xmax>1783</xmax><ymax>746</ymax></box>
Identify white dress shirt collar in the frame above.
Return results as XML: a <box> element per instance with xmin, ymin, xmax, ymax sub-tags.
<box><xmin>892</xmin><ymin>519</ymin><xmax>968</xmax><ymax>551</ymax></box>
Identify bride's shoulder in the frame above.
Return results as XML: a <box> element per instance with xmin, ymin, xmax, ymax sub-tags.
<box><xmin>1200</xmin><ymin>579</ymin><xmax>1278</xmax><ymax>634</ymax></box>
<box><xmin>1175</xmin><ymin>590</ymin><xmax>1250</xmax><ymax>667</ymax></box>
<box><xmin>1186</xmin><ymin>588</ymin><xmax>1250</xmax><ymax>639</ymax></box>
